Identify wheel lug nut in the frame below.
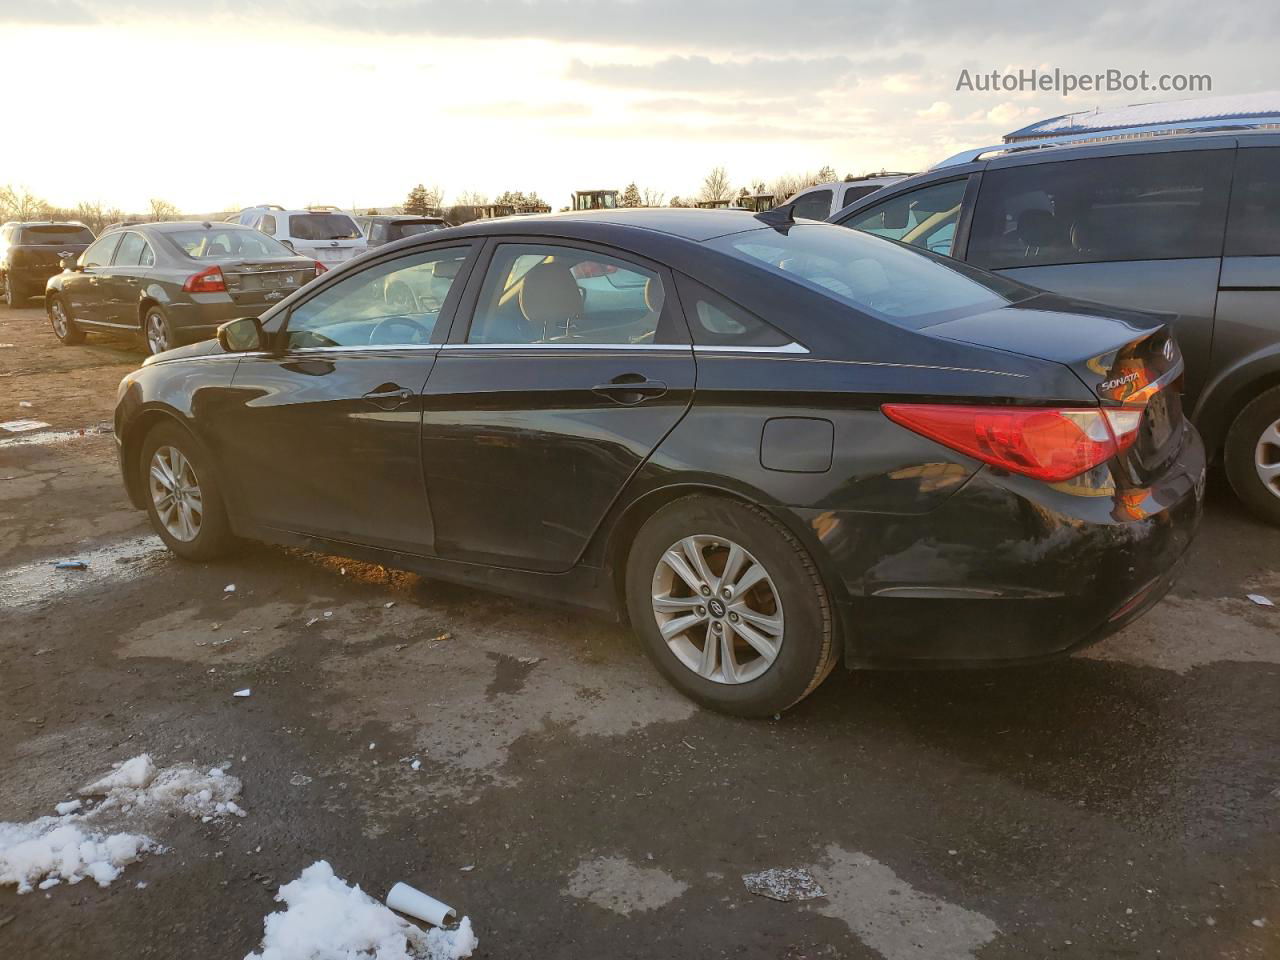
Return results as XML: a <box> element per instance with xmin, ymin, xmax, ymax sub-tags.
<box><xmin>700</xmin><ymin>585</ymin><xmax>712</xmax><ymax>596</ymax></box>
<box><xmin>729</xmin><ymin>612</ymin><xmax>739</xmax><ymax>622</ymax></box>
<box><xmin>696</xmin><ymin>606</ymin><xmax>706</xmax><ymax>617</ymax></box>
<box><xmin>712</xmin><ymin>621</ymin><xmax>722</xmax><ymax>632</ymax></box>
<box><xmin>721</xmin><ymin>587</ymin><xmax>732</xmax><ymax>599</ymax></box>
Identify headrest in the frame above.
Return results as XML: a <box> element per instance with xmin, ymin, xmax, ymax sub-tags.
<box><xmin>1015</xmin><ymin>209</ymin><xmax>1056</xmax><ymax>247</ymax></box>
<box><xmin>519</xmin><ymin>262</ymin><xmax>582</xmax><ymax>327</ymax></box>
<box><xmin>205</xmin><ymin>242</ymin><xmax>229</xmax><ymax>256</ymax></box>
<box><xmin>433</xmin><ymin>258</ymin><xmax>462</xmax><ymax>279</ymax></box>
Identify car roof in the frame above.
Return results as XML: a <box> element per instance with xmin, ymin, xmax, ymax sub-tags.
<box><xmin>144</xmin><ymin>221</ymin><xmax>262</xmax><ymax>233</ymax></box>
<box><xmin>442</xmin><ymin>208</ymin><xmax>764</xmax><ymax>244</ymax></box>
<box><xmin>11</xmin><ymin>220</ymin><xmax>90</xmax><ymax>227</ymax></box>
<box><xmin>365</xmin><ymin>214</ymin><xmax>445</xmax><ymax>222</ymax></box>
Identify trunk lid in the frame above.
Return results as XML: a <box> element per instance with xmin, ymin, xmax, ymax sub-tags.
<box><xmin>924</xmin><ymin>293</ymin><xmax>1186</xmax><ymax>476</ymax></box>
<box><xmin>217</xmin><ymin>257</ymin><xmax>316</xmax><ymax>305</ymax></box>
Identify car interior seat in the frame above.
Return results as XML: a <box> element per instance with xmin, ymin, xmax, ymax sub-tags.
<box><xmin>515</xmin><ymin>261</ymin><xmax>583</xmax><ymax>342</ymax></box>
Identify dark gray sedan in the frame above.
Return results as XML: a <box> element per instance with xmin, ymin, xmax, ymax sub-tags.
<box><xmin>45</xmin><ymin>222</ymin><xmax>320</xmax><ymax>355</ymax></box>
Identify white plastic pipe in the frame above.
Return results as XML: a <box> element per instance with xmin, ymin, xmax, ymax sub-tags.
<box><xmin>386</xmin><ymin>882</ymin><xmax>456</xmax><ymax>927</ymax></box>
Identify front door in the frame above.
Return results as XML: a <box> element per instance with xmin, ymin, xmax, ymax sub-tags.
<box><xmin>421</xmin><ymin>240</ymin><xmax>695</xmax><ymax>572</ymax></box>
<box><xmin>64</xmin><ymin>232</ymin><xmax>122</xmax><ymax>326</ymax></box>
<box><xmin>212</xmin><ymin>243</ymin><xmax>477</xmax><ymax>552</ymax></box>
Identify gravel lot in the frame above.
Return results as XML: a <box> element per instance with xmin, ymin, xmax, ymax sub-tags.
<box><xmin>1</xmin><ymin>301</ymin><xmax>1278</xmax><ymax>958</ymax></box>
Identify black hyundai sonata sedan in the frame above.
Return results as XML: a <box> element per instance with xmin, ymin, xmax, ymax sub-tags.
<box><xmin>112</xmin><ymin>208</ymin><xmax>1204</xmax><ymax>716</ymax></box>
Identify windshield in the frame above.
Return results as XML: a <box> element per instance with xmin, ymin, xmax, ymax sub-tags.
<box><xmin>289</xmin><ymin>213</ymin><xmax>361</xmax><ymax>241</ymax></box>
<box><xmin>17</xmin><ymin>225</ymin><xmax>95</xmax><ymax>244</ymax></box>
<box><xmin>709</xmin><ymin>224</ymin><xmax>1035</xmax><ymax>328</ymax></box>
<box><xmin>165</xmin><ymin>227</ymin><xmax>296</xmax><ymax>260</ymax></box>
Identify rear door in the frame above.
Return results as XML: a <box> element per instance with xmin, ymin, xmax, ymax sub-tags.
<box><xmin>100</xmin><ymin>230</ymin><xmax>149</xmax><ymax>325</ymax></box>
<box><xmin>213</xmin><ymin>243</ymin><xmax>478</xmax><ymax>552</ymax></box>
<box><xmin>964</xmin><ymin>144</ymin><xmax>1234</xmax><ymax>403</ymax></box>
<box><xmin>1213</xmin><ymin>139</ymin><xmax>1280</xmax><ymax>384</ymax></box>
<box><xmin>420</xmin><ymin>238</ymin><xmax>695</xmax><ymax>572</ymax></box>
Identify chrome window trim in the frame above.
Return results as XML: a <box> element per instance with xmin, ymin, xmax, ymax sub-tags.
<box><xmin>692</xmin><ymin>342</ymin><xmax>809</xmax><ymax>354</ymax></box>
<box><xmin>281</xmin><ymin>343</ymin><xmax>441</xmax><ymax>354</ymax></box>
<box><xmin>440</xmin><ymin>342</ymin><xmax>689</xmax><ymax>352</ymax></box>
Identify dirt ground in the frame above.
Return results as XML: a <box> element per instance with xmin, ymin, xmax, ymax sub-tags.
<box><xmin>1</xmin><ymin>301</ymin><xmax>1278</xmax><ymax>959</ymax></box>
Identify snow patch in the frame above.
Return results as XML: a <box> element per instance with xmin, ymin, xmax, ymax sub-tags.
<box><xmin>0</xmin><ymin>820</ymin><xmax>154</xmax><ymax>894</ymax></box>
<box><xmin>245</xmin><ymin>861</ymin><xmax>477</xmax><ymax>960</ymax></box>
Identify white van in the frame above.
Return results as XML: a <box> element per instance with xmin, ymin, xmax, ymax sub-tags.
<box><xmin>245</xmin><ymin>207</ymin><xmax>367</xmax><ymax>268</ymax></box>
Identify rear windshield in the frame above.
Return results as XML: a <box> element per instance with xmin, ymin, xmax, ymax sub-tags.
<box><xmin>289</xmin><ymin>214</ymin><xmax>361</xmax><ymax>241</ymax></box>
<box><xmin>709</xmin><ymin>224</ymin><xmax>1035</xmax><ymax>327</ymax></box>
<box><xmin>392</xmin><ymin>221</ymin><xmax>444</xmax><ymax>238</ymax></box>
<box><xmin>165</xmin><ymin>228</ymin><xmax>296</xmax><ymax>260</ymax></box>
<box><xmin>17</xmin><ymin>225</ymin><xmax>94</xmax><ymax>244</ymax></box>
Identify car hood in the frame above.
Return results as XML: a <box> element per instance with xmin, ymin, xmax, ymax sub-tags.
<box><xmin>142</xmin><ymin>337</ymin><xmax>226</xmax><ymax>366</ymax></box>
<box><xmin>924</xmin><ymin>293</ymin><xmax>1180</xmax><ymax>403</ymax></box>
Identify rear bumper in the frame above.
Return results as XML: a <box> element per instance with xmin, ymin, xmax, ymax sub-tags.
<box><xmin>793</xmin><ymin>425</ymin><xmax>1206</xmax><ymax>667</ymax></box>
<box><xmin>164</xmin><ymin>299</ymin><xmax>276</xmax><ymax>340</ymax></box>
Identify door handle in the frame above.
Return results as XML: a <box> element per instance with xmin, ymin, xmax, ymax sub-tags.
<box><xmin>362</xmin><ymin>384</ymin><xmax>413</xmax><ymax>408</ymax></box>
<box><xmin>591</xmin><ymin>374</ymin><xmax>668</xmax><ymax>405</ymax></box>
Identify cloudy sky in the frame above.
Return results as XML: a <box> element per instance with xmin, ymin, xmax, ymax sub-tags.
<box><xmin>3</xmin><ymin>0</ymin><xmax>1278</xmax><ymax>213</ymax></box>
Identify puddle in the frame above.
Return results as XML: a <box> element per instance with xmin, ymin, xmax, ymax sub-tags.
<box><xmin>0</xmin><ymin>535</ymin><xmax>171</xmax><ymax>608</ymax></box>
<box><xmin>0</xmin><ymin>422</ymin><xmax>113</xmax><ymax>449</ymax></box>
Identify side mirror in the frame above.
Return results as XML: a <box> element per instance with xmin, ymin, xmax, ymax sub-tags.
<box><xmin>217</xmin><ymin>316</ymin><xmax>266</xmax><ymax>353</ymax></box>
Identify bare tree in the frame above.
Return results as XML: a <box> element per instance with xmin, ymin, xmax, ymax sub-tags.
<box><xmin>0</xmin><ymin>185</ymin><xmax>48</xmax><ymax>221</ymax></box>
<box><xmin>148</xmin><ymin>198</ymin><xmax>179</xmax><ymax>222</ymax></box>
<box><xmin>641</xmin><ymin>187</ymin><xmax>666</xmax><ymax>208</ymax></box>
<box><xmin>699</xmin><ymin>166</ymin><xmax>733</xmax><ymax>203</ymax></box>
<box><xmin>455</xmin><ymin>190</ymin><xmax>489</xmax><ymax>207</ymax></box>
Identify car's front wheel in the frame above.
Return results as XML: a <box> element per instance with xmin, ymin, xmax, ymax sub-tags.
<box><xmin>1225</xmin><ymin>385</ymin><xmax>1280</xmax><ymax>526</ymax></box>
<box><xmin>48</xmin><ymin>296</ymin><xmax>84</xmax><ymax>344</ymax></box>
<box><xmin>143</xmin><ymin>305</ymin><xmax>176</xmax><ymax>356</ymax></box>
<box><xmin>140</xmin><ymin>422</ymin><xmax>237</xmax><ymax>560</ymax></box>
<box><xmin>624</xmin><ymin>495</ymin><xmax>838</xmax><ymax>717</ymax></box>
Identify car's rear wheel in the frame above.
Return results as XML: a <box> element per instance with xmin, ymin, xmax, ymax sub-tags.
<box><xmin>48</xmin><ymin>296</ymin><xmax>84</xmax><ymax>344</ymax></box>
<box><xmin>624</xmin><ymin>495</ymin><xmax>837</xmax><ymax>717</ymax></box>
<box><xmin>143</xmin><ymin>305</ymin><xmax>175</xmax><ymax>356</ymax></box>
<box><xmin>5</xmin><ymin>273</ymin><xmax>26</xmax><ymax>307</ymax></box>
<box><xmin>140</xmin><ymin>422</ymin><xmax>237</xmax><ymax>560</ymax></box>
<box><xmin>1226</xmin><ymin>385</ymin><xmax>1280</xmax><ymax>526</ymax></box>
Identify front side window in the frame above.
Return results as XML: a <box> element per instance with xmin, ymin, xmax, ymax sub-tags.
<box><xmin>288</xmin><ymin>213</ymin><xmax>361</xmax><ymax>241</ymax></box>
<box><xmin>259</xmin><ymin>215</ymin><xmax>277</xmax><ymax>235</ymax></box>
<box><xmin>284</xmin><ymin>246</ymin><xmax>471</xmax><ymax>349</ymax></box>
<box><xmin>791</xmin><ymin>190</ymin><xmax>832</xmax><ymax>221</ymax></box>
<box><xmin>467</xmin><ymin>243</ymin><xmax>667</xmax><ymax>345</ymax></box>
<box><xmin>967</xmin><ymin>150</ymin><xmax>1232</xmax><ymax>270</ymax></box>
<box><xmin>167</xmin><ymin>228</ymin><xmax>294</xmax><ymax>260</ymax></box>
<box><xmin>1226</xmin><ymin>148</ymin><xmax>1280</xmax><ymax>257</ymax></box>
<box><xmin>710</xmin><ymin>224</ymin><xmax>1034</xmax><ymax>328</ymax></box>
<box><xmin>113</xmin><ymin>231</ymin><xmax>147</xmax><ymax>266</ymax></box>
<box><xmin>844</xmin><ymin>179</ymin><xmax>968</xmax><ymax>257</ymax></box>
<box><xmin>81</xmin><ymin>234</ymin><xmax>121</xmax><ymax>269</ymax></box>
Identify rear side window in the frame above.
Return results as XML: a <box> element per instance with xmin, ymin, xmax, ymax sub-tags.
<box><xmin>1226</xmin><ymin>148</ymin><xmax>1280</xmax><ymax>257</ymax></box>
<box><xmin>844</xmin><ymin>179</ymin><xmax>968</xmax><ymax>257</ymax></box>
<box><xmin>113</xmin><ymin>232</ymin><xmax>147</xmax><ymax>266</ymax></box>
<box><xmin>791</xmin><ymin>190</ymin><xmax>832</xmax><ymax>220</ymax></box>
<box><xmin>841</xmin><ymin>185</ymin><xmax>881</xmax><ymax>208</ymax></box>
<box><xmin>709</xmin><ymin>224</ymin><xmax>1035</xmax><ymax>328</ymax></box>
<box><xmin>289</xmin><ymin>213</ymin><xmax>361</xmax><ymax>241</ymax></box>
<box><xmin>968</xmin><ymin>150</ymin><xmax>1232</xmax><ymax>270</ymax></box>
<box><xmin>259</xmin><ymin>215</ymin><xmax>277</xmax><ymax>234</ymax></box>
<box><xmin>676</xmin><ymin>276</ymin><xmax>792</xmax><ymax>347</ymax></box>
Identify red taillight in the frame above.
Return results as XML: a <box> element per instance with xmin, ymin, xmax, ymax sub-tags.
<box><xmin>881</xmin><ymin>403</ymin><xmax>1144</xmax><ymax>483</ymax></box>
<box><xmin>314</xmin><ymin>261</ymin><xmax>327</xmax><ymax>276</ymax></box>
<box><xmin>182</xmin><ymin>264</ymin><xmax>226</xmax><ymax>293</ymax></box>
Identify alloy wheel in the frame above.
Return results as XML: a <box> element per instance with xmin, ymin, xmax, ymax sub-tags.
<box><xmin>50</xmin><ymin>300</ymin><xmax>68</xmax><ymax>337</ymax></box>
<box><xmin>146</xmin><ymin>311</ymin><xmax>169</xmax><ymax>354</ymax></box>
<box><xmin>149</xmin><ymin>445</ymin><xmax>203</xmax><ymax>542</ymax></box>
<box><xmin>1256</xmin><ymin>417</ymin><xmax>1280</xmax><ymax>501</ymax></box>
<box><xmin>650</xmin><ymin>535</ymin><xmax>784</xmax><ymax>684</ymax></box>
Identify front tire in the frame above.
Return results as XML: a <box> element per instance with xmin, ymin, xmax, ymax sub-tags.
<box><xmin>140</xmin><ymin>422</ymin><xmax>237</xmax><ymax>560</ymax></box>
<box><xmin>624</xmin><ymin>496</ymin><xmax>837</xmax><ymax>717</ymax></box>
<box><xmin>48</xmin><ymin>296</ymin><xmax>85</xmax><ymax>344</ymax></box>
<box><xmin>1225</xmin><ymin>385</ymin><xmax>1280</xmax><ymax>526</ymax></box>
<box><xmin>143</xmin><ymin>304</ymin><xmax>176</xmax><ymax>356</ymax></box>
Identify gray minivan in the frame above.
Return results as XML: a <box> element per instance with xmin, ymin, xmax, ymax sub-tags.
<box><xmin>831</xmin><ymin>131</ymin><xmax>1280</xmax><ymax>524</ymax></box>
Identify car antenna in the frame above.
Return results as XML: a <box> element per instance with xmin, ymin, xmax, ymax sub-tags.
<box><xmin>754</xmin><ymin>202</ymin><xmax>795</xmax><ymax>232</ymax></box>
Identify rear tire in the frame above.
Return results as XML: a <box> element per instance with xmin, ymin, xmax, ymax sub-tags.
<box><xmin>140</xmin><ymin>422</ymin><xmax>238</xmax><ymax>561</ymax></box>
<box><xmin>1225</xmin><ymin>385</ymin><xmax>1280</xmax><ymax>526</ymax></box>
<box><xmin>5</xmin><ymin>273</ymin><xmax>26</xmax><ymax>307</ymax></box>
<box><xmin>143</xmin><ymin>304</ymin><xmax>176</xmax><ymax>356</ymax></box>
<box><xmin>624</xmin><ymin>495</ymin><xmax>837</xmax><ymax>717</ymax></box>
<box><xmin>48</xmin><ymin>296</ymin><xmax>84</xmax><ymax>345</ymax></box>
